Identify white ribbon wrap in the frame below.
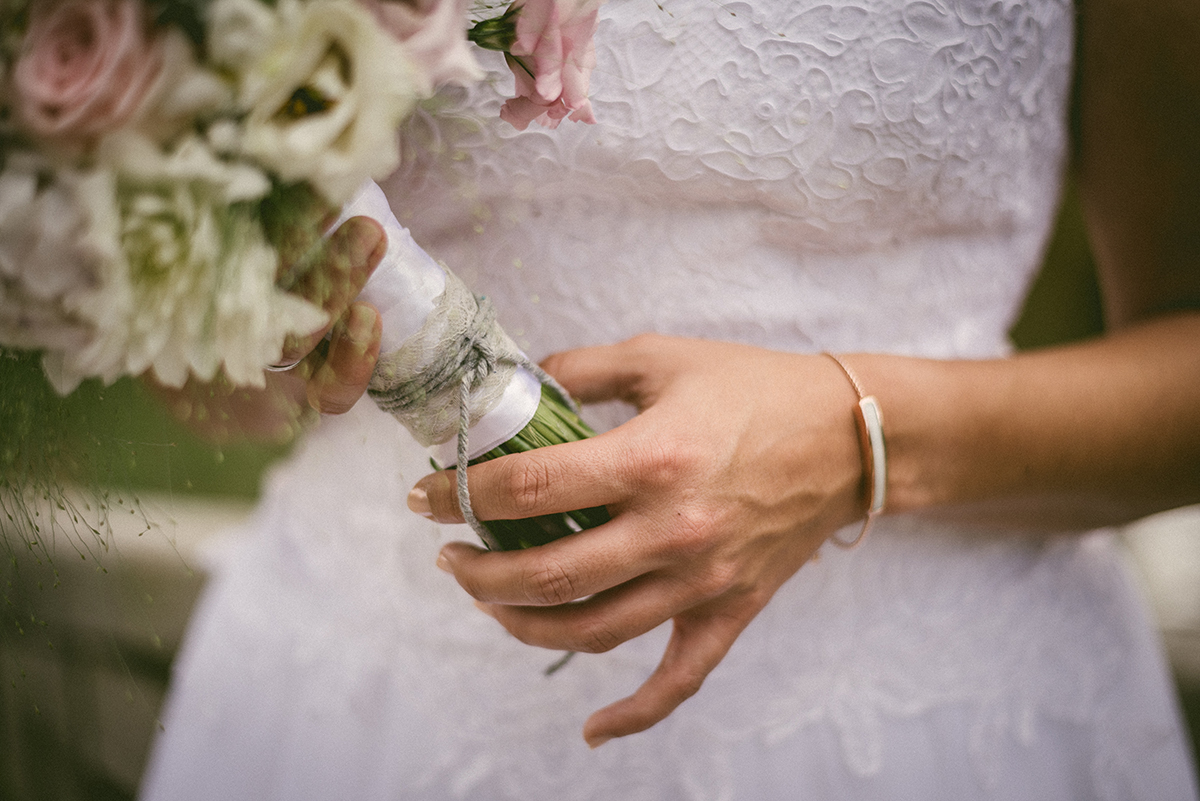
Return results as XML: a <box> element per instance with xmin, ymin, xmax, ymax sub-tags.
<box><xmin>338</xmin><ymin>181</ymin><xmax>541</xmax><ymax>463</ymax></box>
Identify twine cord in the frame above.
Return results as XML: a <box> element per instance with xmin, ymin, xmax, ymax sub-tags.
<box><xmin>368</xmin><ymin>269</ymin><xmax>577</xmax><ymax>548</ymax></box>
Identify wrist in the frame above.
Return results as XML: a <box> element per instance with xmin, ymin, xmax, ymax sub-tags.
<box><xmin>822</xmin><ymin>353</ymin><xmax>887</xmax><ymax>547</ymax></box>
<box><xmin>828</xmin><ymin>353</ymin><xmax>980</xmax><ymax>517</ymax></box>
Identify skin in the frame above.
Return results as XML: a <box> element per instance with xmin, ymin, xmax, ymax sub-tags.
<box><xmin>180</xmin><ymin>0</ymin><xmax>1200</xmax><ymax>750</ymax></box>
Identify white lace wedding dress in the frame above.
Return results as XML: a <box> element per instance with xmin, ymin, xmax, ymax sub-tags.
<box><xmin>141</xmin><ymin>0</ymin><xmax>1199</xmax><ymax>798</ymax></box>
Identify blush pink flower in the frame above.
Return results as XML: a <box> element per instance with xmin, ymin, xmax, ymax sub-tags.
<box><xmin>12</xmin><ymin>0</ymin><xmax>165</xmax><ymax>149</ymax></box>
<box><xmin>358</xmin><ymin>0</ymin><xmax>482</xmax><ymax>93</ymax></box>
<box><xmin>499</xmin><ymin>0</ymin><xmax>600</xmax><ymax>131</ymax></box>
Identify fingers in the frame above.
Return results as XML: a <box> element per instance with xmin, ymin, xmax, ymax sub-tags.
<box><xmin>456</xmin><ymin>547</ymin><xmax>759</xmax><ymax>747</ymax></box>
<box><xmin>437</xmin><ymin>519</ymin><xmax>666</xmax><ymax>606</ymax></box>
<box><xmin>582</xmin><ymin>608</ymin><xmax>750</xmax><ymax>747</ymax></box>
<box><xmin>408</xmin><ymin>334</ymin><xmax>699</xmax><ymax>524</ymax></box>
<box><xmin>144</xmin><ymin>370</ymin><xmax>312</xmax><ymax>445</ymax></box>
<box><xmin>278</xmin><ymin>216</ymin><xmax>386</xmax><ymax>364</ymax></box>
<box><xmin>471</xmin><ymin>571</ymin><xmax>707</xmax><ymax>653</ymax></box>
<box><xmin>306</xmin><ymin>303</ymin><xmax>381</xmax><ymax>414</ymax></box>
<box><xmin>411</xmin><ymin>431</ymin><xmax>638</xmax><ymax>524</ymax></box>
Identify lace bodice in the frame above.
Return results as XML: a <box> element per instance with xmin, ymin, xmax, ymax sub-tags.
<box><xmin>386</xmin><ymin>0</ymin><xmax>1073</xmax><ymax>364</ymax></box>
<box><xmin>142</xmin><ymin>2</ymin><xmax>1198</xmax><ymax>800</ymax></box>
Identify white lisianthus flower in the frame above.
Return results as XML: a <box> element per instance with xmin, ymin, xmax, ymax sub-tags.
<box><xmin>112</xmin><ymin>129</ymin><xmax>270</xmax><ymax>202</ymax></box>
<box><xmin>0</xmin><ymin>151</ymin><xmax>102</xmax><ymax>358</ymax></box>
<box><xmin>236</xmin><ymin>0</ymin><xmax>420</xmax><ymax>204</ymax></box>
<box><xmin>207</xmin><ymin>0</ymin><xmax>281</xmax><ymax>72</ymax></box>
<box><xmin>131</xmin><ymin>27</ymin><xmax>232</xmax><ymax>144</ymax></box>
<box><xmin>46</xmin><ymin>132</ymin><xmax>327</xmax><ymax>392</ymax></box>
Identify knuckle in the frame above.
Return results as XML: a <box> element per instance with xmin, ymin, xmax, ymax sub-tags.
<box><xmin>279</xmin><ymin>334</ymin><xmax>312</xmax><ymax>365</ymax></box>
<box><xmin>635</xmin><ymin>435</ymin><xmax>700</xmax><ymax>491</ymax></box>
<box><xmin>502</xmin><ymin>458</ymin><xmax>558</xmax><ymax>518</ymax></box>
<box><xmin>310</xmin><ymin>370</ymin><xmax>355</xmax><ymax>416</ymax></box>
<box><xmin>692</xmin><ymin>558</ymin><xmax>741</xmax><ymax>599</ymax></box>
<box><xmin>575</xmin><ymin>618</ymin><xmax>625</xmax><ymax>654</ymax></box>
<box><xmin>742</xmin><ymin>584</ymin><xmax>776</xmax><ymax>614</ymax></box>
<box><xmin>657</xmin><ymin>505</ymin><xmax>718</xmax><ymax>561</ymax></box>
<box><xmin>521</xmin><ymin>558</ymin><xmax>578</xmax><ymax>606</ymax></box>
<box><xmin>664</xmin><ymin>665</ymin><xmax>707</xmax><ymax>704</ymax></box>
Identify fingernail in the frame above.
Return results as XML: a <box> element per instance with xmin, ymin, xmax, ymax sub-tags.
<box><xmin>417</xmin><ymin>472</ymin><xmax>463</xmax><ymax>524</ymax></box>
<box><xmin>586</xmin><ymin>734</ymin><xmax>613</xmax><ymax>750</ymax></box>
<box><xmin>436</xmin><ymin>550</ymin><xmax>453</xmax><ymax>573</ymax></box>
<box><xmin>407</xmin><ymin>486</ymin><xmax>433</xmax><ymax>519</ymax></box>
<box><xmin>347</xmin><ymin>303</ymin><xmax>377</xmax><ymax>346</ymax></box>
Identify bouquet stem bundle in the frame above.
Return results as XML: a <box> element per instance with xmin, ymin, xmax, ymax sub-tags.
<box><xmin>348</xmin><ymin>181</ymin><xmax>606</xmax><ymax>552</ymax></box>
<box><xmin>467</xmin><ymin>384</ymin><xmax>609</xmax><ymax>550</ymax></box>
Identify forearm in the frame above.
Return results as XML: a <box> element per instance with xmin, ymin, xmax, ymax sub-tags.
<box><xmin>848</xmin><ymin>311</ymin><xmax>1200</xmax><ymax>529</ymax></box>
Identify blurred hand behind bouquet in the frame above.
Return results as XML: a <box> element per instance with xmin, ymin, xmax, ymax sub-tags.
<box><xmin>146</xmin><ymin>188</ymin><xmax>386</xmax><ymax>444</ymax></box>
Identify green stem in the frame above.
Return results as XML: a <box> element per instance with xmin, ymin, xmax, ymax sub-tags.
<box><xmin>469</xmin><ymin>385</ymin><xmax>610</xmax><ymax>550</ymax></box>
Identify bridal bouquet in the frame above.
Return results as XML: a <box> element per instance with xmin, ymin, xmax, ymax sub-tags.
<box><xmin>0</xmin><ymin>0</ymin><xmax>606</xmax><ymax>550</ymax></box>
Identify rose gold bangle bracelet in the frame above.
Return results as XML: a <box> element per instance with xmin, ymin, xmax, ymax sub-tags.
<box><xmin>822</xmin><ymin>352</ymin><xmax>887</xmax><ymax>549</ymax></box>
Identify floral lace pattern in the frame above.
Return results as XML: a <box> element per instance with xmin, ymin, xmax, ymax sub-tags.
<box><xmin>144</xmin><ymin>1</ymin><xmax>1198</xmax><ymax>800</ymax></box>
<box><xmin>388</xmin><ymin>0</ymin><xmax>1072</xmax><ymax>362</ymax></box>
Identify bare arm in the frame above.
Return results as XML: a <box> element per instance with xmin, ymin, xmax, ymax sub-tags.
<box><xmin>858</xmin><ymin>0</ymin><xmax>1200</xmax><ymax>528</ymax></box>
<box><xmin>853</xmin><ymin>315</ymin><xmax>1200</xmax><ymax>530</ymax></box>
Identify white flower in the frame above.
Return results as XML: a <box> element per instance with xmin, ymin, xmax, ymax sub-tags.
<box><xmin>0</xmin><ymin>152</ymin><xmax>102</xmax><ymax>360</ymax></box>
<box><xmin>205</xmin><ymin>118</ymin><xmax>244</xmax><ymax>157</ymax></box>
<box><xmin>236</xmin><ymin>0</ymin><xmax>420</xmax><ymax>204</ymax></box>
<box><xmin>45</xmin><ymin>132</ymin><xmax>327</xmax><ymax>391</ymax></box>
<box><xmin>109</xmin><ymin>129</ymin><xmax>270</xmax><ymax>202</ymax></box>
<box><xmin>361</xmin><ymin>0</ymin><xmax>482</xmax><ymax>92</ymax></box>
<box><xmin>207</xmin><ymin>0</ymin><xmax>281</xmax><ymax>72</ymax></box>
<box><xmin>132</xmin><ymin>28</ymin><xmax>232</xmax><ymax>142</ymax></box>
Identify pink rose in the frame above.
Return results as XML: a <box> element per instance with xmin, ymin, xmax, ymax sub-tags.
<box><xmin>358</xmin><ymin>0</ymin><xmax>482</xmax><ymax>93</ymax></box>
<box><xmin>13</xmin><ymin>0</ymin><xmax>164</xmax><ymax>148</ymax></box>
<box><xmin>499</xmin><ymin>0</ymin><xmax>600</xmax><ymax>131</ymax></box>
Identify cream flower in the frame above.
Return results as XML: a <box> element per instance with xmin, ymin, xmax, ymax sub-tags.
<box><xmin>0</xmin><ymin>151</ymin><xmax>101</xmax><ymax>359</ymax></box>
<box><xmin>206</xmin><ymin>0</ymin><xmax>281</xmax><ymax>72</ymax></box>
<box><xmin>236</xmin><ymin>0</ymin><xmax>419</xmax><ymax>204</ymax></box>
<box><xmin>47</xmin><ymin>132</ymin><xmax>327</xmax><ymax>392</ymax></box>
<box><xmin>130</xmin><ymin>27</ymin><xmax>231</xmax><ymax>145</ymax></box>
<box><xmin>359</xmin><ymin>0</ymin><xmax>482</xmax><ymax>92</ymax></box>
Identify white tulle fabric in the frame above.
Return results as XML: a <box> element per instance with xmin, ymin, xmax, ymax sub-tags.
<box><xmin>141</xmin><ymin>1</ymin><xmax>1198</xmax><ymax>799</ymax></box>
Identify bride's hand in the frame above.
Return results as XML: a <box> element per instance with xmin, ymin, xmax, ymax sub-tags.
<box><xmin>411</xmin><ymin>334</ymin><xmax>867</xmax><ymax>745</ymax></box>
<box><xmin>146</xmin><ymin>214</ymin><xmax>385</xmax><ymax>443</ymax></box>
<box><xmin>272</xmin><ymin>213</ymin><xmax>386</xmax><ymax>417</ymax></box>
